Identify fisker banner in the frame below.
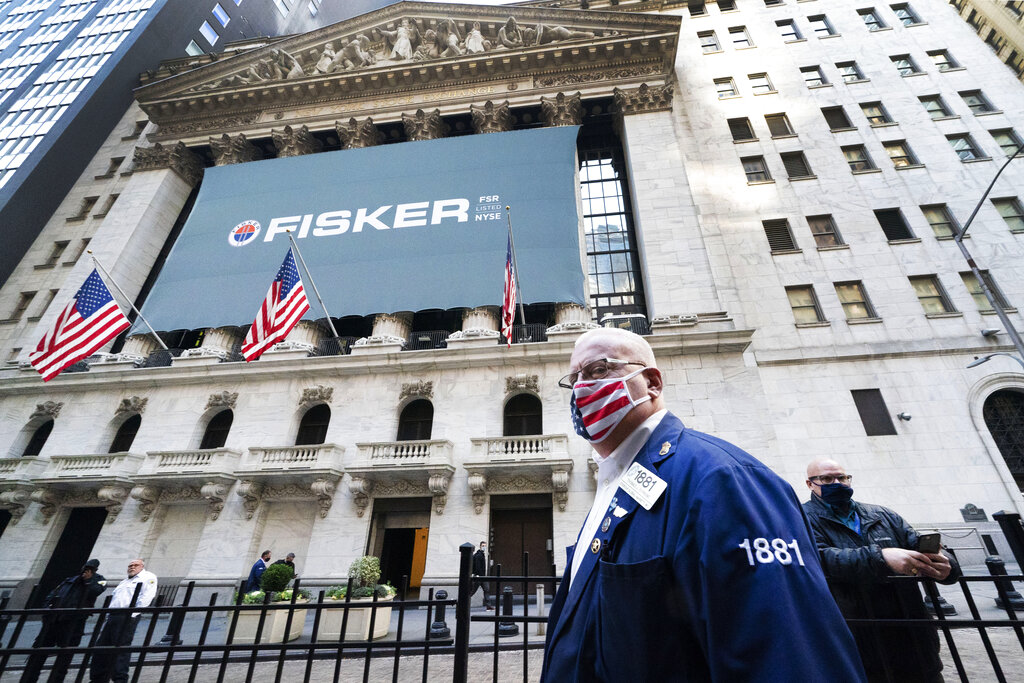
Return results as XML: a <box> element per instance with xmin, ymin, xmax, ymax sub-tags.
<box><xmin>132</xmin><ymin>125</ymin><xmax>585</xmax><ymax>333</ymax></box>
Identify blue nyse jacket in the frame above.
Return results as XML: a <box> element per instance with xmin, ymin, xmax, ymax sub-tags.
<box><xmin>541</xmin><ymin>414</ymin><xmax>866</xmax><ymax>682</ymax></box>
<box><xmin>246</xmin><ymin>559</ymin><xmax>268</xmax><ymax>593</ymax></box>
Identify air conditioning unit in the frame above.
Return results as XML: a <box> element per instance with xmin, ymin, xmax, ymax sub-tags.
<box><xmin>599</xmin><ymin>314</ymin><xmax>650</xmax><ymax>335</ymax></box>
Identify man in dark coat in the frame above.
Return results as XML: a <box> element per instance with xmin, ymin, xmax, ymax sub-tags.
<box><xmin>541</xmin><ymin>328</ymin><xmax>866</xmax><ymax>682</ymax></box>
<box><xmin>271</xmin><ymin>553</ymin><xmax>297</xmax><ymax>578</ymax></box>
<box><xmin>471</xmin><ymin>542</ymin><xmax>491</xmax><ymax>610</ymax></box>
<box><xmin>21</xmin><ymin>559</ymin><xmax>107</xmax><ymax>683</ymax></box>
<box><xmin>245</xmin><ymin>550</ymin><xmax>271</xmax><ymax>592</ymax></box>
<box><xmin>802</xmin><ymin>458</ymin><xmax>961</xmax><ymax>683</ymax></box>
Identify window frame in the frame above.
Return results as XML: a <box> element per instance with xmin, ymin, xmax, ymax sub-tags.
<box><xmin>842</xmin><ymin>144</ymin><xmax>876</xmax><ymax>172</ymax></box>
<box><xmin>727</xmin><ymin>117</ymin><xmax>757</xmax><ymax>141</ymax></box>
<box><xmin>834</xmin><ymin>281</ymin><xmax>878</xmax><ymax>320</ymax></box>
<box><xmin>919</xmin><ymin>94</ymin><xmax>953</xmax><ymax>119</ymax></box>
<box><xmin>807</xmin><ymin>214</ymin><xmax>845</xmax><ymax>247</ymax></box>
<box><xmin>765</xmin><ymin>112</ymin><xmax>795</xmax><ymax>137</ymax></box>
<box><xmin>920</xmin><ymin>204</ymin><xmax>959</xmax><ymax>238</ymax></box>
<box><xmin>729</xmin><ymin>25</ymin><xmax>755</xmax><ymax>48</ymax></box>
<box><xmin>890</xmin><ymin>53</ymin><xmax>921</xmax><ymax>76</ymax></box>
<box><xmin>777</xmin><ymin>19</ymin><xmax>803</xmax><ymax>41</ymax></box>
<box><xmin>822</xmin><ymin>106</ymin><xmax>853</xmax><ymax>130</ymax></box>
<box><xmin>909</xmin><ymin>275</ymin><xmax>957</xmax><ymax>314</ymax></box>
<box><xmin>698</xmin><ymin>30</ymin><xmax>721</xmax><ymax>53</ymax></box>
<box><xmin>715</xmin><ymin>77</ymin><xmax>739</xmax><ymax>98</ymax></box>
<box><xmin>960</xmin><ymin>90</ymin><xmax>996</xmax><ymax>114</ymax></box>
<box><xmin>786</xmin><ymin>285</ymin><xmax>826</xmax><ymax>324</ymax></box>
<box><xmin>927</xmin><ymin>49</ymin><xmax>959</xmax><ymax>71</ymax></box>
<box><xmin>989</xmin><ymin>129</ymin><xmax>1024</xmax><ymax>157</ymax></box>
<box><xmin>762</xmin><ymin>218</ymin><xmax>799</xmax><ymax>252</ymax></box>
<box><xmin>801</xmin><ymin>65</ymin><xmax>828</xmax><ymax>87</ymax></box>
<box><xmin>882</xmin><ymin>139</ymin><xmax>919</xmax><ymax>167</ymax></box>
<box><xmin>860</xmin><ymin>101</ymin><xmax>893</xmax><ymax>125</ymax></box>
<box><xmin>742</xmin><ymin>155</ymin><xmax>773</xmax><ymax>182</ymax></box>
<box><xmin>780</xmin><ymin>151</ymin><xmax>814</xmax><ymax>179</ymax></box>
<box><xmin>947</xmin><ymin>133</ymin><xmax>987</xmax><ymax>161</ymax></box>
<box><xmin>992</xmin><ymin>197</ymin><xmax>1024</xmax><ymax>232</ymax></box>
<box><xmin>858</xmin><ymin>8</ymin><xmax>888</xmax><ymax>31</ymax></box>
<box><xmin>808</xmin><ymin>15</ymin><xmax>837</xmax><ymax>37</ymax></box>
<box><xmin>874</xmin><ymin>208</ymin><xmax>915</xmax><ymax>240</ymax></box>
<box><xmin>961</xmin><ymin>270</ymin><xmax>1012</xmax><ymax>312</ymax></box>
<box><xmin>836</xmin><ymin>61</ymin><xmax>865</xmax><ymax>83</ymax></box>
<box><xmin>890</xmin><ymin>3</ymin><xmax>923</xmax><ymax>27</ymax></box>
<box><xmin>748</xmin><ymin>72</ymin><xmax>776</xmax><ymax>94</ymax></box>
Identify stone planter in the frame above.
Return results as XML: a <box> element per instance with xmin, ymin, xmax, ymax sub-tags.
<box><xmin>233</xmin><ymin>601</ymin><xmax>308</xmax><ymax>644</ymax></box>
<box><xmin>320</xmin><ymin>595</ymin><xmax>394</xmax><ymax>641</ymax></box>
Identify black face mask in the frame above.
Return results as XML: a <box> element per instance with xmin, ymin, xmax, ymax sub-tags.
<box><xmin>819</xmin><ymin>482</ymin><xmax>854</xmax><ymax>506</ymax></box>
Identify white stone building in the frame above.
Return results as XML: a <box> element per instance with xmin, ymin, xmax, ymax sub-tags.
<box><xmin>1</xmin><ymin>0</ymin><xmax>1022</xmax><ymax>605</ymax></box>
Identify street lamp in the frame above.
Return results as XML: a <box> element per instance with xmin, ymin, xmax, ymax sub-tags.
<box><xmin>966</xmin><ymin>353</ymin><xmax>1024</xmax><ymax>371</ymax></box>
<box><xmin>954</xmin><ymin>142</ymin><xmax>1024</xmax><ymax>366</ymax></box>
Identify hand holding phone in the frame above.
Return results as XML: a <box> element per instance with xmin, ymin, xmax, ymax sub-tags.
<box><xmin>917</xmin><ymin>533</ymin><xmax>941</xmax><ymax>554</ymax></box>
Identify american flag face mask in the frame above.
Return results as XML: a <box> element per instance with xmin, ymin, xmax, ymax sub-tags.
<box><xmin>569</xmin><ymin>367</ymin><xmax>650</xmax><ymax>443</ymax></box>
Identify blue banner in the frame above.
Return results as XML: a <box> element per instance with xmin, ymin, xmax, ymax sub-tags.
<box><xmin>133</xmin><ymin>126</ymin><xmax>584</xmax><ymax>332</ymax></box>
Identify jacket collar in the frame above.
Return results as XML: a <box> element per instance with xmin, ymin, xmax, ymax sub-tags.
<box><xmin>807</xmin><ymin>493</ymin><xmax>882</xmax><ymax>530</ymax></box>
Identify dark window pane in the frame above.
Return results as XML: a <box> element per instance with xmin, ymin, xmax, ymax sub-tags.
<box><xmin>200</xmin><ymin>410</ymin><xmax>234</xmax><ymax>449</ymax></box>
<box><xmin>504</xmin><ymin>394</ymin><xmax>543</xmax><ymax>436</ymax></box>
<box><xmin>109</xmin><ymin>414</ymin><xmax>141</xmax><ymax>453</ymax></box>
<box><xmin>23</xmin><ymin>420</ymin><xmax>54</xmax><ymax>457</ymax></box>
<box><xmin>397</xmin><ymin>399</ymin><xmax>433</xmax><ymax>441</ymax></box>
<box><xmin>296</xmin><ymin>404</ymin><xmax>331</xmax><ymax>445</ymax></box>
<box><xmin>851</xmin><ymin>389</ymin><xmax>898</xmax><ymax>436</ymax></box>
<box><xmin>763</xmin><ymin>219</ymin><xmax>796</xmax><ymax>251</ymax></box>
<box><xmin>874</xmin><ymin>208</ymin><xmax>914</xmax><ymax>240</ymax></box>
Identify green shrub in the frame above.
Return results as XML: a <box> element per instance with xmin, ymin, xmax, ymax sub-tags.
<box><xmin>348</xmin><ymin>556</ymin><xmax>380</xmax><ymax>589</ymax></box>
<box><xmin>325</xmin><ymin>585</ymin><xmax>346</xmax><ymax>600</ymax></box>
<box><xmin>241</xmin><ymin>590</ymin><xmax>266</xmax><ymax>605</ymax></box>
<box><xmin>260</xmin><ymin>563</ymin><xmax>294</xmax><ymax>594</ymax></box>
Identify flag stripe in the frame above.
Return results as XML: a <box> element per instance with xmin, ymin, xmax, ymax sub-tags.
<box><xmin>501</xmin><ymin>234</ymin><xmax>516</xmax><ymax>349</ymax></box>
<box><xmin>242</xmin><ymin>250</ymin><xmax>311</xmax><ymax>362</ymax></box>
<box><xmin>574</xmin><ymin>381</ymin><xmax>623</xmax><ymax>408</ymax></box>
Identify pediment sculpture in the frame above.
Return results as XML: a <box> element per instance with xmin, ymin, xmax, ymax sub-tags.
<box><xmin>185</xmin><ymin>15</ymin><xmax>610</xmax><ymax>95</ymax></box>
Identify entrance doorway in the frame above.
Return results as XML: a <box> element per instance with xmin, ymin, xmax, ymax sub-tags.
<box><xmin>32</xmin><ymin>507</ymin><xmax>107</xmax><ymax>606</ymax></box>
<box><xmin>984</xmin><ymin>389</ymin><xmax>1024</xmax><ymax>490</ymax></box>
<box><xmin>490</xmin><ymin>495</ymin><xmax>554</xmax><ymax>594</ymax></box>
<box><xmin>368</xmin><ymin>498</ymin><xmax>431</xmax><ymax>598</ymax></box>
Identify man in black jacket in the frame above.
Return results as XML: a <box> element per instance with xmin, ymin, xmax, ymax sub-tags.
<box><xmin>471</xmin><ymin>542</ymin><xmax>491</xmax><ymax>610</ymax></box>
<box><xmin>21</xmin><ymin>559</ymin><xmax>107</xmax><ymax>683</ymax></box>
<box><xmin>802</xmin><ymin>458</ymin><xmax>960</xmax><ymax>683</ymax></box>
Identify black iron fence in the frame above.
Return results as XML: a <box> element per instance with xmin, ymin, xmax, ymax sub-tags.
<box><xmin>1</xmin><ymin>545</ymin><xmax>1022</xmax><ymax>683</ymax></box>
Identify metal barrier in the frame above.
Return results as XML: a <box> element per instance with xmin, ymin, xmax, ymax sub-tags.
<box><xmin>2</xmin><ymin>548</ymin><xmax>1022</xmax><ymax>683</ymax></box>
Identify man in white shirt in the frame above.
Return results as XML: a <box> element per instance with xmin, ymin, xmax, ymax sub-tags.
<box><xmin>89</xmin><ymin>559</ymin><xmax>157</xmax><ymax>683</ymax></box>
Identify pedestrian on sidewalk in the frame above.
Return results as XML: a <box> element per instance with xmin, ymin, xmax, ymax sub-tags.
<box><xmin>88</xmin><ymin>559</ymin><xmax>157</xmax><ymax>683</ymax></box>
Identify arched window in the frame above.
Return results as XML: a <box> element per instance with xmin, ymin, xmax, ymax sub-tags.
<box><xmin>200</xmin><ymin>410</ymin><xmax>233</xmax><ymax>449</ymax></box>
<box><xmin>504</xmin><ymin>394</ymin><xmax>543</xmax><ymax>436</ymax></box>
<box><xmin>397</xmin><ymin>399</ymin><xmax>433</xmax><ymax>441</ymax></box>
<box><xmin>23</xmin><ymin>419</ymin><xmax>54</xmax><ymax>457</ymax></box>
<box><xmin>983</xmin><ymin>389</ymin><xmax>1024</xmax><ymax>489</ymax></box>
<box><xmin>109</xmin><ymin>414</ymin><xmax>141</xmax><ymax>453</ymax></box>
<box><xmin>295</xmin><ymin>404</ymin><xmax>331</xmax><ymax>445</ymax></box>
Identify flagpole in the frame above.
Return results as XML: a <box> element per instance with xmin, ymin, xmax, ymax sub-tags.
<box><xmin>505</xmin><ymin>206</ymin><xmax>528</xmax><ymax>327</ymax></box>
<box><xmin>286</xmin><ymin>232</ymin><xmax>340</xmax><ymax>339</ymax></box>
<box><xmin>87</xmin><ymin>251</ymin><xmax>169</xmax><ymax>351</ymax></box>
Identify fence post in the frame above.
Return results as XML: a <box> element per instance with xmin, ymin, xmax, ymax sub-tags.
<box><xmin>430</xmin><ymin>590</ymin><xmax>451</xmax><ymax>637</ymax></box>
<box><xmin>992</xmin><ymin>511</ymin><xmax>1024</xmax><ymax>571</ymax></box>
<box><xmin>535</xmin><ymin>584</ymin><xmax>546</xmax><ymax>636</ymax></box>
<box><xmin>985</xmin><ymin>556</ymin><xmax>1024</xmax><ymax>609</ymax></box>
<box><xmin>453</xmin><ymin>542</ymin><xmax>474</xmax><ymax>683</ymax></box>
<box><xmin>159</xmin><ymin>581</ymin><xmax>194</xmax><ymax>645</ymax></box>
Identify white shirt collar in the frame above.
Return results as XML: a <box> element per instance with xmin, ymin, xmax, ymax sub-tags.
<box><xmin>591</xmin><ymin>408</ymin><xmax>668</xmax><ymax>471</ymax></box>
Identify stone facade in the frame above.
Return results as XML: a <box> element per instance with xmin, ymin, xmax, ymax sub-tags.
<box><xmin>1</xmin><ymin>1</ymin><xmax>1023</xmax><ymax>605</ymax></box>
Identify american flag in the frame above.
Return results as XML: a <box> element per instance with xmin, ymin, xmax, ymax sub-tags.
<box><xmin>570</xmin><ymin>379</ymin><xmax>633</xmax><ymax>442</ymax></box>
<box><xmin>29</xmin><ymin>269</ymin><xmax>130</xmax><ymax>382</ymax></box>
<box><xmin>501</xmin><ymin>234</ymin><xmax>516</xmax><ymax>348</ymax></box>
<box><xmin>241</xmin><ymin>248</ymin><xmax>310</xmax><ymax>362</ymax></box>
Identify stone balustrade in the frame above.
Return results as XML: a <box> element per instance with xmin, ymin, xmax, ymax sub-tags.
<box><xmin>241</xmin><ymin>443</ymin><xmax>343</xmax><ymax>471</ymax></box>
<box><xmin>0</xmin><ymin>456</ymin><xmax>49</xmax><ymax>482</ymax></box>
<box><xmin>41</xmin><ymin>452</ymin><xmax>144</xmax><ymax>479</ymax></box>
<box><xmin>355</xmin><ymin>439</ymin><xmax>454</xmax><ymax>465</ymax></box>
<box><xmin>138</xmin><ymin>448</ymin><xmax>242</xmax><ymax>476</ymax></box>
<box><xmin>469</xmin><ymin>434</ymin><xmax>570</xmax><ymax>461</ymax></box>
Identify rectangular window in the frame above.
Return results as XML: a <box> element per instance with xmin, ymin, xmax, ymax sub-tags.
<box><xmin>860</xmin><ymin>101</ymin><xmax>892</xmax><ymax>125</ymax></box>
<box><xmin>920</xmin><ymin>94</ymin><xmax>952</xmax><ymax>119</ymax></box>
<box><xmin>874</xmin><ymin>208</ymin><xmax>915</xmax><ymax>240</ymax></box>
<box><xmin>199</xmin><ymin>20</ymin><xmax>219</xmax><ymax>46</ymax></box>
<box><xmin>960</xmin><ymin>90</ymin><xmax>996</xmax><ymax>114</ymax></box>
<box><xmin>985</xmin><ymin>29</ymin><xmax>1006</xmax><ymax>53</ymax></box>
<box><xmin>883</xmin><ymin>140</ymin><xmax>918</xmax><ymax>167</ymax></box>
<box><xmin>10</xmin><ymin>291</ymin><xmax>36</xmax><ymax>321</ymax></box>
<box><xmin>40</xmin><ymin>241</ymin><xmax>69</xmax><ymax>268</ymax></box>
<box><xmin>961</xmin><ymin>270</ymin><xmax>1012</xmax><ymax>312</ymax></box>
<box><xmin>927</xmin><ymin>49</ymin><xmax>959</xmax><ymax>71</ymax></box>
<box><xmin>308</xmin><ymin>0</ymin><xmax>318</xmax><ymax>16</ymax></box>
<box><xmin>890</xmin><ymin>54</ymin><xmax>920</xmax><ymax>75</ymax></box>
<box><xmin>699</xmin><ymin>30</ymin><xmax>721</xmax><ymax>53</ymax></box>
<box><xmin>764</xmin><ymin>0</ymin><xmax>784</xmax><ymax>6</ymax></box>
<box><xmin>728</xmin><ymin>117</ymin><xmax>756</xmax><ymax>141</ymax></box>
<box><xmin>808</xmin><ymin>214</ymin><xmax>844</xmax><ymax>247</ymax></box>
<box><xmin>688</xmin><ymin>1</ymin><xmax>708</xmax><ymax>16</ymax></box>
<box><xmin>992</xmin><ymin>197</ymin><xmax>1024</xmax><ymax>232</ymax></box>
<box><xmin>777</xmin><ymin>19</ymin><xmax>802</xmax><ymax>41</ymax></box>
<box><xmin>859</xmin><ymin>9</ymin><xmax>887</xmax><ymax>31</ymax></box>
<box><xmin>851</xmin><ymin>389</ymin><xmax>898</xmax><ymax>436</ymax></box>
<box><xmin>1006</xmin><ymin>50</ymin><xmax>1024</xmax><ymax>77</ymax></box>
<box><xmin>836</xmin><ymin>61</ymin><xmax>865</xmax><ymax>82</ymax></box>
<box><xmin>786</xmin><ymin>285</ymin><xmax>826</xmax><ymax>323</ymax></box>
<box><xmin>989</xmin><ymin>129</ymin><xmax>1023</xmax><ymax>157</ymax></box>
<box><xmin>748</xmin><ymin>73</ymin><xmax>775</xmax><ymax>94</ymax></box>
<box><xmin>835</xmin><ymin>281</ymin><xmax>877</xmax><ymax>320</ymax></box>
<box><xmin>70</xmin><ymin>196</ymin><xmax>98</xmax><ymax>220</ymax></box>
<box><xmin>272</xmin><ymin>0</ymin><xmax>289</xmax><ymax>17</ymax></box>
<box><xmin>822</xmin><ymin>106</ymin><xmax>853</xmax><ymax>130</ymax></box>
<box><xmin>947</xmin><ymin>134</ymin><xmax>986</xmax><ymax>161</ymax></box>
<box><xmin>212</xmin><ymin>3</ymin><xmax>230</xmax><ymax>27</ymax></box>
<box><xmin>36</xmin><ymin>289</ymin><xmax>58</xmax><ymax>320</ymax></box>
<box><xmin>890</xmin><ymin>3</ymin><xmax>922</xmax><ymax>26</ymax></box>
<box><xmin>910</xmin><ymin>275</ymin><xmax>956</xmax><ymax>314</ymax></box>
<box><xmin>780</xmin><ymin>151</ymin><xmax>813</xmax><ymax>178</ymax></box>
<box><xmin>719</xmin><ymin>0</ymin><xmax>737</xmax><ymax>10</ymax></box>
<box><xmin>730</xmin><ymin>26</ymin><xmax>754</xmax><ymax>48</ymax></box>
<box><xmin>742</xmin><ymin>156</ymin><xmax>772</xmax><ymax>182</ymax></box>
<box><xmin>765</xmin><ymin>113</ymin><xmax>795</xmax><ymax>137</ymax></box>
<box><xmin>842</xmin><ymin>145</ymin><xmax>876</xmax><ymax>171</ymax></box>
<box><xmin>809</xmin><ymin>15</ymin><xmax>836</xmax><ymax>36</ymax></box>
<box><xmin>763</xmin><ymin>219</ymin><xmax>798</xmax><ymax>251</ymax></box>
<box><xmin>715</xmin><ymin>77</ymin><xmax>738</xmax><ymax>98</ymax></box>
<box><xmin>920</xmin><ymin>204</ymin><xmax>959</xmax><ymax>238</ymax></box>
<box><xmin>801</xmin><ymin>65</ymin><xmax>827</xmax><ymax>86</ymax></box>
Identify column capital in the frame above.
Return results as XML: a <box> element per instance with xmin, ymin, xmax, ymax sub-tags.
<box><xmin>402</xmin><ymin>109</ymin><xmax>447</xmax><ymax>141</ymax></box>
<box><xmin>336</xmin><ymin>117</ymin><xmax>381</xmax><ymax>149</ymax></box>
<box><xmin>272</xmin><ymin>124</ymin><xmax>323</xmax><ymax>157</ymax></box>
<box><xmin>210</xmin><ymin>133</ymin><xmax>263</xmax><ymax>166</ymax></box>
<box><xmin>614</xmin><ymin>83</ymin><xmax>674</xmax><ymax>115</ymax></box>
<box><xmin>540</xmin><ymin>92</ymin><xmax>583</xmax><ymax>127</ymax></box>
<box><xmin>132</xmin><ymin>142</ymin><xmax>204</xmax><ymax>186</ymax></box>
<box><xmin>470</xmin><ymin>101</ymin><xmax>513</xmax><ymax>134</ymax></box>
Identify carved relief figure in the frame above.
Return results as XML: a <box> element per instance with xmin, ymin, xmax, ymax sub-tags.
<box><xmin>437</xmin><ymin>18</ymin><xmax>462</xmax><ymax>58</ymax></box>
<box><xmin>534</xmin><ymin>24</ymin><xmax>596</xmax><ymax>45</ymax></box>
<box><xmin>413</xmin><ymin>29</ymin><xmax>439</xmax><ymax>61</ymax></box>
<box><xmin>379</xmin><ymin>18</ymin><xmax>419</xmax><ymax>60</ymax></box>
<box><xmin>314</xmin><ymin>42</ymin><xmax>336</xmax><ymax>73</ymax></box>
<box><xmin>464</xmin><ymin>21</ymin><xmax>490</xmax><ymax>54</ymax></box>
<box><xmin>498</xmin><ymin>17</ymin><xmax>524</xmax><ymax>49</ymax></box>
<box><xmin>330</xmin><ymin>34</ymin><xmax>375</xmax><ymax>71</ymax></box>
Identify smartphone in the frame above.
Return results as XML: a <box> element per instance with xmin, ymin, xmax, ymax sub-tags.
<box><xmin>918</xmin><ymin>533</ymin><xmax>942</xmax><ymax>554</ymax></box>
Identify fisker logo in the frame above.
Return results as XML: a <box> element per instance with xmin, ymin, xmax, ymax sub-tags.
<box><xmin>229</xmin><ymin>220</ymin><xmax>261</xmax><ymax>247</ymax></box>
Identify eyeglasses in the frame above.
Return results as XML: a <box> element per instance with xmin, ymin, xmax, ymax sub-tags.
<box><xmin>809</xmin><ymin>474</ymin><xmax>853</xmax><ymax>485</ymax></box>
<box><xmin>558</xmin><ymin>358</ymin><xmax>647</xmax><ymax>389</ymax></box>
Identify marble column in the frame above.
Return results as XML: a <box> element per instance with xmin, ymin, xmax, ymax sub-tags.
<box><xmin>351</xmin><ymin>312</ymin><xmax>412</xmax><ymax>354</ymax></box>
<box><xmin>546</xmin><ymin>302</ymin><xmax>599</xmax><ymax>339</ymax></box>
<box><xmin>264</xmin><ymin>319</ymin><xmax>325</xmax><ymax>360</ymax></box>
<box><xmin>446</xmin><ymin>307</ymin><xmax>500</xmax><ymax>348</ymax></box>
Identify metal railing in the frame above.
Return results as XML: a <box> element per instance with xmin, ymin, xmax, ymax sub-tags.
<box><xmin>405</xmin><ymin>330</ymin><xmax>450</xmax><ymax>351</ymax></box>
<box><xmin>500</xmin><ymin>324</ymin><xmax>547</xmax><ymax>345</ymax></box>
<box><xmin>1</xmin><ymin>547</ymin><xmax>1022</xmax><ymax>683</ymax></box>
<box><xmin>312</xmin><ymin>336</ymin><xmax>358</xmax><ymax>357</ymax></box>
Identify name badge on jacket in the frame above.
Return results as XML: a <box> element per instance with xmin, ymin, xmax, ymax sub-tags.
<box><xmin>621</xmin><ymin>462</ymin><xmax>667</xmax><ymax>510</ymax></box>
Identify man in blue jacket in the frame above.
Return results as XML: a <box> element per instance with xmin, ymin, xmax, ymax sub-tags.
<box><xmin>246</xmin><ymin>550</ymin><xmax>271</xmax><ymax>593</ymax></box>
<box><xmin>541</xmin><ymin>328</ymin><xmax>866</xmax><ymax>682</ymax></box>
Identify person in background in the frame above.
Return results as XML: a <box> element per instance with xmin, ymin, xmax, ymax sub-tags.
<box><xmin>245</xmin><ymin>550</ymin><xmax>271</xmax><ymax>592</ymax></box>
<box><xmin>88</xmin><ymin>559</ymin><xmax>157</xmax><ymax>683</ymax></box>
<box><xmin>271</xmin><ymin>552</ymin><xmax>298</xmax><ymax>579</ymax></box>
<box><xmin>472</xmin><ymin>541</ymin><xmax>492</xmax><ymax>610</ymax></box>
<box><xmin>803</xmin><ymin>458</ymin><xmax>962</xmax><ymax>683</ymax></box>
<box><xmin>21</xmin><ymin>559</ymin><xmax>106</xmax><ymax>683</ymax></box>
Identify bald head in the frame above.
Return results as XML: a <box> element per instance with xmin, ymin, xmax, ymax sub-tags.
<box><xmin>573</xmin><ymin>327</ymin><xmax>657</xmax><ymax>369</ymax></box>
<box><xmin>127</xmin><ymin>559</ymin><xmax>144</xmax><ymax>578</ymax></box>
<box><xmin>806</xmin><ymin>458</ymin><xmax>843</xmax><ymax>479</ymax></box>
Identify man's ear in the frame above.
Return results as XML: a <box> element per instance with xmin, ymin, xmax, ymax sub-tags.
<box><xmin>645</xmin><ymin>368</ymin><xmax>664</xmax><ymax>398</ymax></box>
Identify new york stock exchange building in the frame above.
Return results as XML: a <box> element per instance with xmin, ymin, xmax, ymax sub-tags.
<box><xmin>2</xmin><ymin>0</ymin><xmax>1024</xmax><ymax>606</ymax></box>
